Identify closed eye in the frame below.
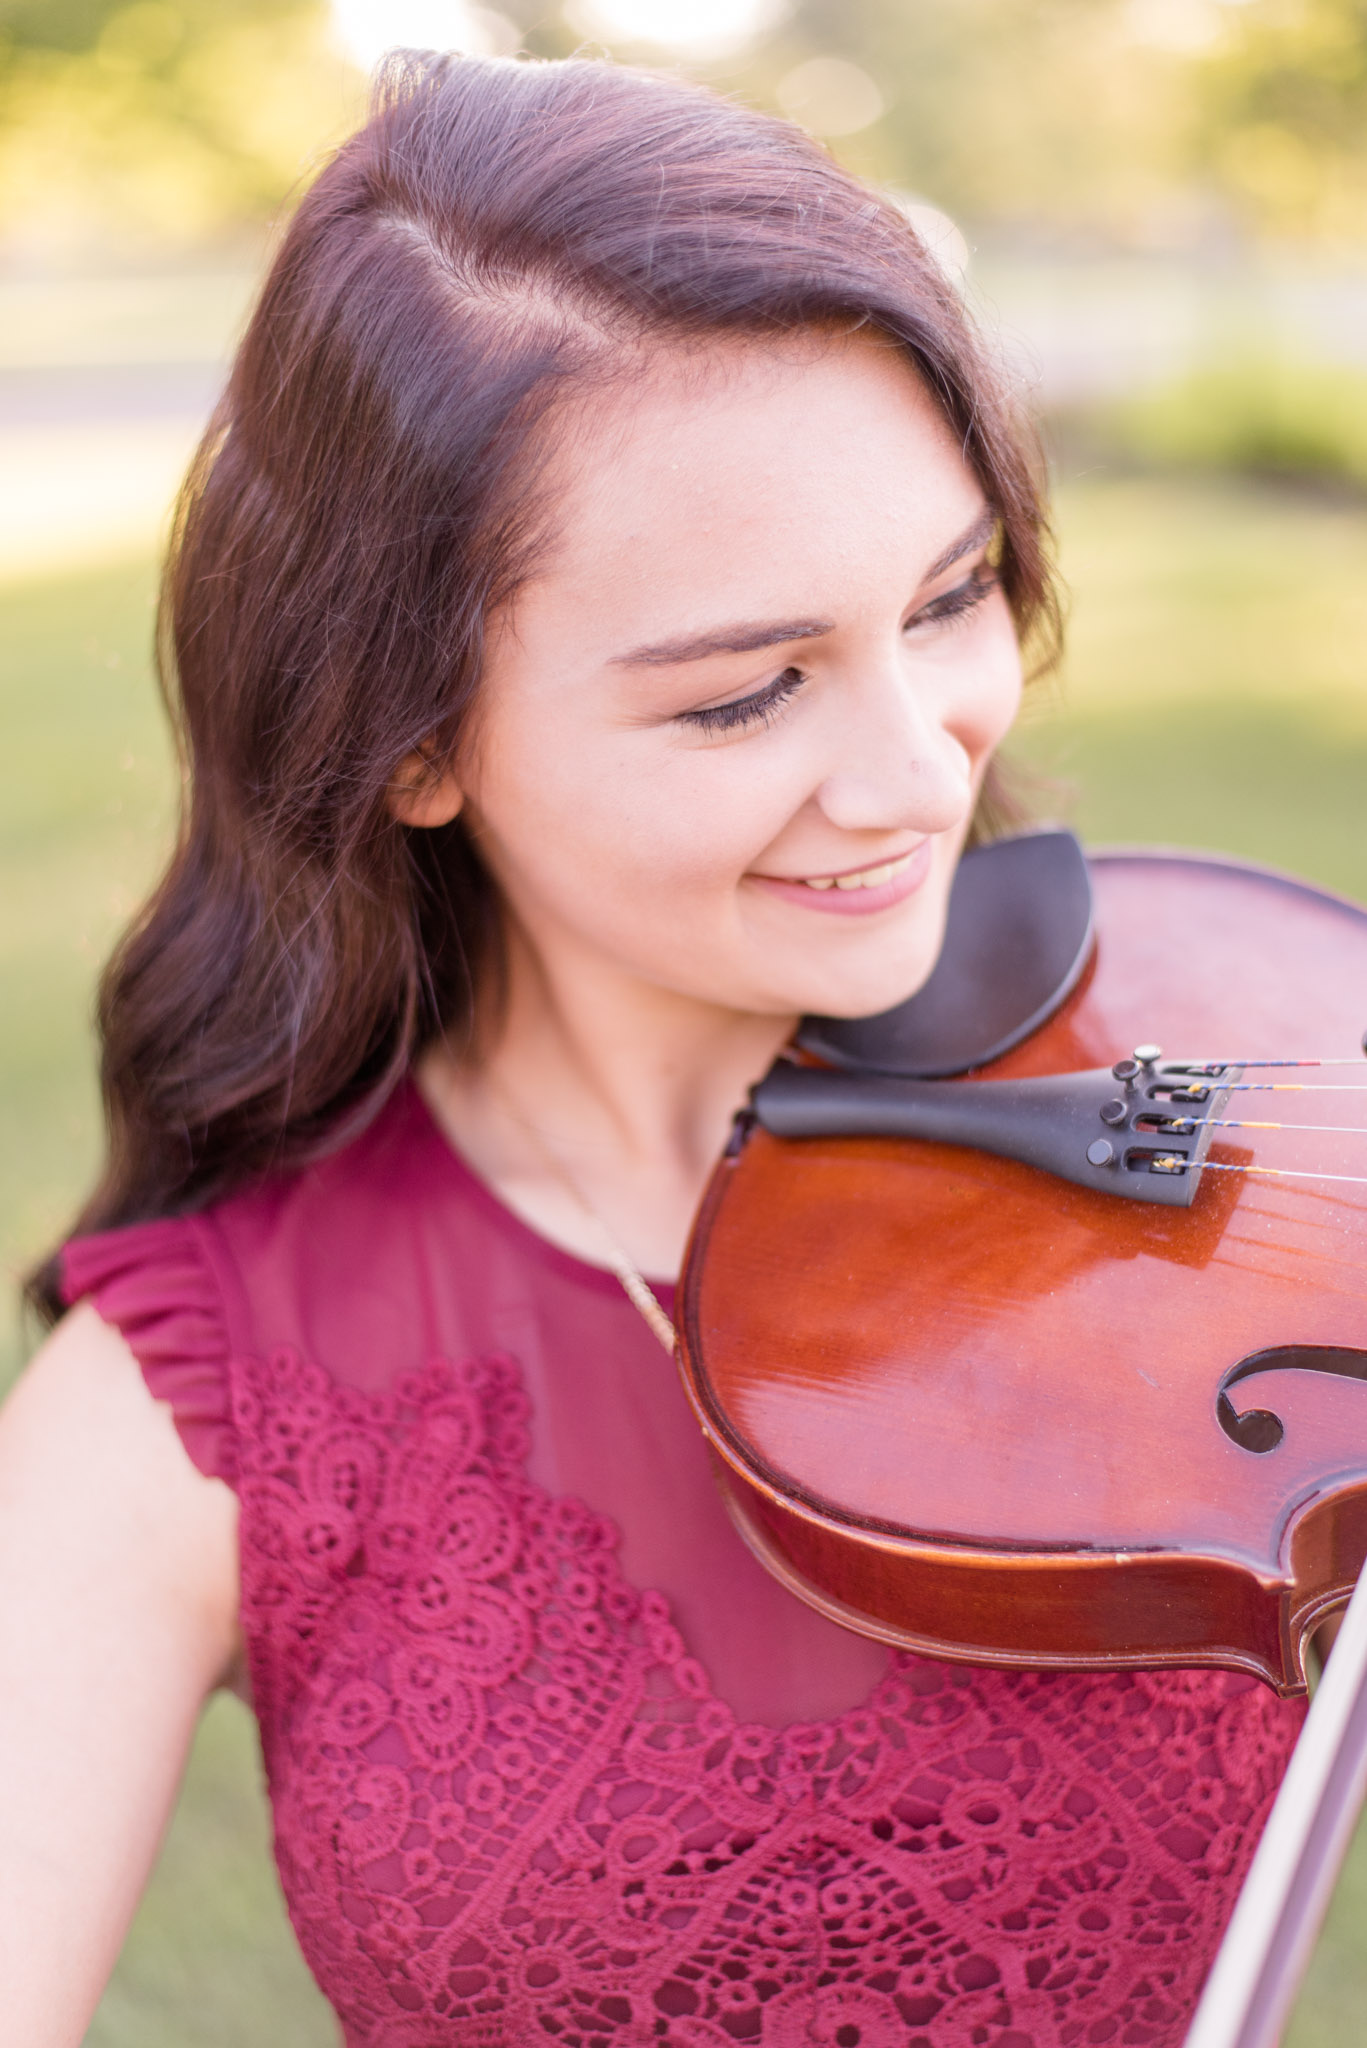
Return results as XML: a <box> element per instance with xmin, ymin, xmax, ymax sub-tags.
<box><xmin>674</xmin><ymin>665</ymin><xmax>808</xmax><ymax>735</ymax></box>
<box><xmin>673</xmin><ymin>562</ymin><xmax>996</xmax><ymax>733</ymax></box>
<box><xmin>907</xmin><ymin>562</ymin><xmax>999</xmax><ymax>634</ymax></box>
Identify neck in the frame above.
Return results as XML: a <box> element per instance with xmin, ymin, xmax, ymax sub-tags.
<box><xmin>419</xmin><ymin>920</ymin><xmax>795</xmax><ymax>1279</ymax></box>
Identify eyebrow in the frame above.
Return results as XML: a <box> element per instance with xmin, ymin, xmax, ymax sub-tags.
<box><xmin>608</xmin><ymin>505</ymin><xmax>998</xmax><ymax>670</ymax></box>
<box><xmin>609</xmin><ymin>617</ymin><xmax>834</xmax><ymax>668</ymax></box>
<box><xmin>924</xmin><ymin>505</ymin><xmax>998</xmax><ymax>582</ymax></box>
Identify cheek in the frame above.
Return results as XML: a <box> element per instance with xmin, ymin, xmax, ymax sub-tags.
<box><xmin>474</xmin><ymin>720</ymin><xmax>784</xmax><ymax>922</ymax></box>
<box><xmin>955</xmin><ymin>603</ymin><xmax>1024</xmax><ymax>764</ymax></box>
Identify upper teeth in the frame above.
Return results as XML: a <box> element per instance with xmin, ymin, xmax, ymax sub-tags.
<box><xmin>805</xmin><ymin>852</ymin><xmax>913</xmax><ymax>892</ymax></box>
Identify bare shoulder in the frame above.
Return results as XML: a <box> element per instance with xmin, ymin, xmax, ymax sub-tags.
<box><xmin>0</xmin><ymin>1302</ymin><xmax>239</xmax><ymax>1652</ymax></box>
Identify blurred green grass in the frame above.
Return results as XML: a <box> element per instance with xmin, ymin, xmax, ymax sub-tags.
<box><xmin>0</xmin><ymin>560</ymin><xmax>170</xmax><ymax>1385</ymax></box>
<box><xmin>1</xmin><ymin>471</ymin><xmax>1364</xmax><ymax>2042</ymax></box>
<box><xmin>1012</xmin><ymin>471</ymin><xmax>1367</xmax><ymax>908</ymax></box>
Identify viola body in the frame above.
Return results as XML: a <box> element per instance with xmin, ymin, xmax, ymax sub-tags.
<box><xmin>677</xmin><ymin>851</ymin><xmax>1367</xmax><ymax>1699</ymax></box>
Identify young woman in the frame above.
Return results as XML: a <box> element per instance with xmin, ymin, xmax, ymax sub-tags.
<box><xmin>1</xmin><ymin>53</ymin><xmax>1301</xmax><ymax>2047</ymax></box>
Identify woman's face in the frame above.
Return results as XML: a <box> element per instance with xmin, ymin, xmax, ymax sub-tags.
<box><xmin>450</xmin><ymin>331</ymin><xmax>1024</xmax><ymax>1023</ymax></box>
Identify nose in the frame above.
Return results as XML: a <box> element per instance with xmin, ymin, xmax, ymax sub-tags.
<box><xmin>812</xmin><ymin>662</ymin><xmax>975</xmax><ymax>838</ymax></box>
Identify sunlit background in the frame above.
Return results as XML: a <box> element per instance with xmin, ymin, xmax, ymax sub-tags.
<box><xmin>6</xmin><ymin>0</ymin><xmax>1367</xmax><ymax>578</ymax></box>
<box><xmin>2</xmin><ymin>2</ymin><xmax>1367</xmax><ymax>2042</ymax></box>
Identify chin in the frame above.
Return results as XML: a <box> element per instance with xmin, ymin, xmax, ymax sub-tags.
<box><xmin>832</xmin><ymin>902</ymin><xmax>956</xmax><ymax>1020</ymax></box>
<box><xmin>769</xmin><ymin>920</ymin><xmax>952</xmax><ymax>1024</ymax></box>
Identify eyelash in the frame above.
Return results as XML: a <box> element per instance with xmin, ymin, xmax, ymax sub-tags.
<box><xmin>679</xmin><ymin>666</ymin><xmax>808</xmax><ymax>735</ymax></box>
<box><xmin>912</xmin><ymin>562</ymin><xmax>999</xmax><ymax>632</ymax></box>
<box><xmin>675</xmin><ymin>564</ymin><xmax>999</xmax><ymax>735</ymax></box>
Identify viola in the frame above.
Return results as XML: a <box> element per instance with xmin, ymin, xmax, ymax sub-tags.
<box><xmin>679</xmin><ymin>831</ymin><xmax>1367</xmax><ymax>1690</ymax></box>
<box><xmin>675</xmin><ymin>831</ymin><xmax>1367</xmax><ymax>2048</ymax></box>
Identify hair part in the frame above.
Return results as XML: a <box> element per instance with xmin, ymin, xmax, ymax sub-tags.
<box><xmin>30</xmin><ymin>50</ymin><xmax>1058</xmax><ymax>1320</ymax></box>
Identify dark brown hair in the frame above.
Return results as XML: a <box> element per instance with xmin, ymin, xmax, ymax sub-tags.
<box><xmin>32</xmin><ymin>51</ymin><xmax>1057</xmax><ymax>1317</ymax></box>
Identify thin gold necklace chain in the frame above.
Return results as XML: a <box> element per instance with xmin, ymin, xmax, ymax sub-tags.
<box><xmin>487</xmin><ymin>1078</ymin><xmax>677</xmax><ymax>1356</ymax></box>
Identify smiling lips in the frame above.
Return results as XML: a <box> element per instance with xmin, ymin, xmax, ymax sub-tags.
<box><xmin>749</xmin><ymin>840</ymin><xmax>933</xmax><ymax>915</ymax></box>
<box><xmin>799</xmin><ymin>849</ymin><xmax>919</xmax><ymax>892</ymax></box>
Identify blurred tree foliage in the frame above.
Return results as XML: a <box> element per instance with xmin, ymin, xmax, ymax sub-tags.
<box><xmin>0</xmin><ymin>0</ymin><xmax>359</xmax><ymax>256</ymax></box>
<box><xmin>2</xmin><ymin>0</ymin><xmax>1366</xmax><ymax>258</ymax></box>
<box><xmin>703</xmin><ymin>0</ymin><xmax>1367</xmax><ymax>246</ymax></box>
<box><xmin>1</xmin><ymin>0</ymin><xmax>116</xmax><ymax>52</ymax></box>
<box><xmin>706</xmin><ymin>0</ymin><xmax>1199</xmax><ymax>246</ymax></box>
<box><xmin>1196</xmin><ymin>0</ymin><xmax>1367</xmax><ymax>239</ymax></box>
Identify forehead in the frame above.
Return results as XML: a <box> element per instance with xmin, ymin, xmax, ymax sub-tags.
<box><xmin>523</xmin><ymin>330</ymin><xmax>982</xmax><ymax>620</ymax></box>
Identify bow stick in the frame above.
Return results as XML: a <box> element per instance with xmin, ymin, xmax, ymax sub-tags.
<box><xmin>1184</xmin><ymin>1567</ymin><xmax>1367</xmax><ymax>2048</ymax></box>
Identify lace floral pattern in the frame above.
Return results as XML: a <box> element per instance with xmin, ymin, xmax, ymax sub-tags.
<box><xmin>232</xmin><ymin>1345</ymin><xmax>1300</xmax><ymax>2048</ymax></box>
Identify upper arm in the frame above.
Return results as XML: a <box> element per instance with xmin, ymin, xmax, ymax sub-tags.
<box><xmin>0</xmin><ymin>1302</ymin><xmax>241</xmax><ymax>2047</ymax></box>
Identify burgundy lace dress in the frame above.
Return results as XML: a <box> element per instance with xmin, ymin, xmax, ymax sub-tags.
<box><xmin>62</xmin><ymin>1079</ymin><xmax>1302</xmax><ymax>2048</ymax></box>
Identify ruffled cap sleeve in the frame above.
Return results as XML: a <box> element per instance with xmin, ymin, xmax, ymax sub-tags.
<box><xmin>60</xmin><ymin>1219</ymin><xmax>236</xmax><ymax>1484</ymax></box>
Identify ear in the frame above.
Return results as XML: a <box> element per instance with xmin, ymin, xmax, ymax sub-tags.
<box><xmin>387</xmin><ymin>750</ymin><xmax>465</xmax><ymax>829</ymax></box>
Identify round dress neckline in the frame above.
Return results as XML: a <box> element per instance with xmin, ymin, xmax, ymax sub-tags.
<box><xmin>398</xmin><ymin>1072</ymin><xmax>679</xmax><ymax>1305</ymax></box>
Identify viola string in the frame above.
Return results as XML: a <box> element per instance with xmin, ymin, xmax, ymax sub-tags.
<box><xmin>1179</xmin><ymin>1160</ymin><xmax>1367</xmax><ymax>1187</ymax></box>
<box><xmin>1208</xmin><ymin>1082</ymin><xmax>1367</xmax><ymax>1094</ymax></box>
<box><xmin>1195</xmin><ymin>1058</ymin><xmax>1367</xmax><ymax>1070</ymax></box>
<box><xmin>1166</xmin><ymin>1117</ymin><xmax>1367</xmax><ymax>1137</ymax></box>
